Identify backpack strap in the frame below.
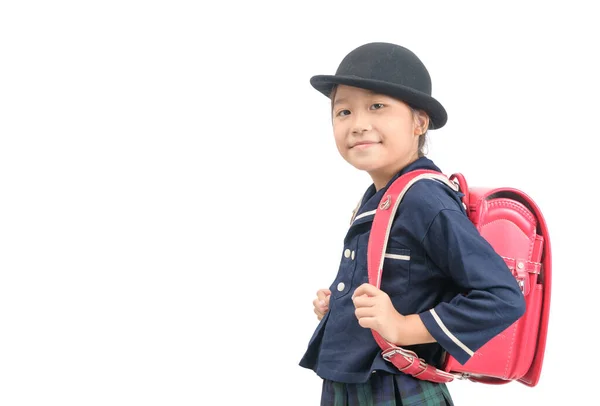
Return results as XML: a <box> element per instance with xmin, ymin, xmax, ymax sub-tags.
<box><xmin>367</xmin><ymin>169</ymin><xmax>463</xmax><ymax>383</ymax></box>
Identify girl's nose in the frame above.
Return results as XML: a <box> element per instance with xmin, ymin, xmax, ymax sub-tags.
<box><xmin>351</xmin><ymin>113</ymin><xmax>373</xmax><ymax>134</ymax></box>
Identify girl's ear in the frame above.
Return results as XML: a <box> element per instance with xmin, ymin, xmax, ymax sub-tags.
<box><xmin>413</xmin><ymin>110</ymin><xmax>430</xmax><ymax>135</ymax></box>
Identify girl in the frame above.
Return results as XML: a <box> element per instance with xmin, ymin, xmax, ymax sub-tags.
<box><xmin>299</xmin><ymin>42</ymin><xmax>526</xmax><ymax>406</ymax></box>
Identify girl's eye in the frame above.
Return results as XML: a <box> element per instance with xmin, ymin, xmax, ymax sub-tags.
<box><xmin>337</xmin><ymin>109</ymin><xmax>351</xmax><ymax>117</ymax></box>
<box><xmin>371</xmin><ymin>103</ymin><xmax>384</xmax><ymax>110</ymax></box>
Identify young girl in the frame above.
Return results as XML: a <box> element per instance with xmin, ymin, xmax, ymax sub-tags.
<box><xmin>299</xmin><ymin>42</ymin><xmax>526</xmax><ymax>406</ymax></box>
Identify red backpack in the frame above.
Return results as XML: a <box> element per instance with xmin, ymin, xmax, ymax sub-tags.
<box><xmin>368</xmin><ymin>169</ymin><xmax>551</xmax><ymax>387</ymax></box>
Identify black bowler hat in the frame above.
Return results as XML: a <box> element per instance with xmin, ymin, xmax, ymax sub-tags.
<box><xmin>310</xmin><ymin>42</ymin><xmax>447</xmax><ymax>129</ymax></box>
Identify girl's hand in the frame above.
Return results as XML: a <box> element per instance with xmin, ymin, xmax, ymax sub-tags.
<box><xmin>352</xmin><ymin>283</ymin><xmax>405</xmax><ymax>344</ymax></box>
<box><xmin>313</xmin><ymin>288</ymin><xmax>331</xmax><ymax>320</ymax></box>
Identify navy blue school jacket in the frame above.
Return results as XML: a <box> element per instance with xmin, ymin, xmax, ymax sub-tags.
<box><xmin>299</xmin><ymin>157</ymin><xmax>526</xmax><ymax>384</ymax></box>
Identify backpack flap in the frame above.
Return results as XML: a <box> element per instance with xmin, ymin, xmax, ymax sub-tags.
<box><xmin>491</xmin><ymin>188</ymin><xmax>552</xmax><ymax>387</ymax></box>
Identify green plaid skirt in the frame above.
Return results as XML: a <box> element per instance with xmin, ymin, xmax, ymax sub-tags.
<box><xmin>320</xmin><ymin>372</ymin><xmax>453</xmax><ymax>406</ymax></box>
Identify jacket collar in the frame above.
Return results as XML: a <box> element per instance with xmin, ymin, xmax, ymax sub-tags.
<box><xmin>349</xmin><ymin>157</ymin><xmax>442</xmax><ymax>228</ymax></box>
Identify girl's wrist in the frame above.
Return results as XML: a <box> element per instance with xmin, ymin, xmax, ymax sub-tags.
<box><xmin>393</xmin><ymin>313</ymin><xmax>435</xmax><ymax>346</ymax></box>
<box><xmin>392</xmin><ymin>312</ymin><xmax>408</xmax><ymax>345</ymax></box>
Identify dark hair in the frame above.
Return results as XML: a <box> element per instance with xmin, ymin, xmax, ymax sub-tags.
<box><xmin>329</xmin><ymin>86</ymin><xmax>429</xmax><ymax>157</ymax></box>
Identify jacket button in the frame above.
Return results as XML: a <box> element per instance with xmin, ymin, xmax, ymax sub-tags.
<box><xmin>351</xmin><ymin>250</ymin><xmax>355</xmax><ymax>260</ymax></box>
<box><xmin>337</xmin><ymin>282</ymin><xmax>345</xmax><ymax>291</ymax></box>
<box><xmin>344</xmin><ymin>249</ymin><xmax>351</xmax><ymax>258</ymax></box>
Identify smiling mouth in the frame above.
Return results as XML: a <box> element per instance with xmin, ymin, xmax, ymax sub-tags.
<box><xmin>351</xmin><ymin>141</ymin><xmax>380</xmax><ymax>149</ymax></box>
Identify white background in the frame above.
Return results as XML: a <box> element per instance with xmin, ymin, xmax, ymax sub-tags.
<box><xmin>1</xmin><ymin>1</ymin><xmax>598</xmax><ymax>405</ymax></box>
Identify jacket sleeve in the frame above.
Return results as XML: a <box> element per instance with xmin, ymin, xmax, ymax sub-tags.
<box><xmin>417</xmin><ymin>208</ymin><xmax>526</xmax><ymax>364</ymax></box>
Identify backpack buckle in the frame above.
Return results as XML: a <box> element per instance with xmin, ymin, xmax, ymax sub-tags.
<box><xmin>515</xmin><ymin>261</ymin><xmax>529</xmax><ymax>295</ymax></box>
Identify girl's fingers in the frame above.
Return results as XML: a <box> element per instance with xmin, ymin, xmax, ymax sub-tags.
<box><xmin>317</xmin><ymin>289</ymin><xmax>331</xmax><ymax>304</ymax></box>
<box><xmin>352</xmin><ymin>294</ymin><xmax>376</xmax><ymax>308</ymax></box>
<box><xmin>352</xmin><ymin>283</ymin><xmax>380</xmax><ymax>299</ymax></box>
<box><xmin>313</xmin><ymin>288</ymin><xmax>332</xmax><ymax>320</ymax></box>
<box><xmin>357</xmin><ymin>316</ymin><xmax>376</xmax><ymax>329</ymax></box>
<box><xmin>354</xmin><ymin>306</ymin><xmax>374</xmax><ymax>319</ymax></box>
<box><xmin>313</xmin><ymin>297</ymin><xmax>329</xmax><ymax>312</ymax></box>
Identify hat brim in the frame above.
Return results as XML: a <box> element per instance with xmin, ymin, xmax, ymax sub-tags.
<box><xmin>310</xmin><ymin>74</ymin><xmax>447</xmax><ymax>129</ymax></box>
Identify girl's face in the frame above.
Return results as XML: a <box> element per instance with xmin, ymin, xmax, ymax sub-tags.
<box><xmin>331</xmin><ymin>85</ymin><xmax>428</xmax><ymax>190</ymax></box>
